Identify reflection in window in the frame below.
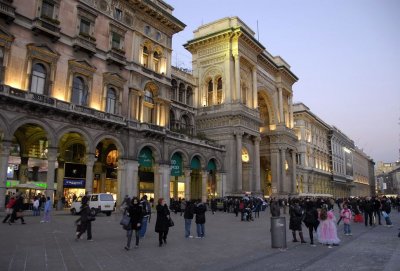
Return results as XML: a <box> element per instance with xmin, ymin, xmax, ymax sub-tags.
<box><xmin>31</xmin><ymin>63</ymin><xmax>47</xmax><ymax>94</ymax></box>
<box><xmin>71</xmin><ymin>76</ymin><xmax>87</xmax><ymax>106</ymax></box>
<box><xmin>106</xmin><ymin>87</ymin><xmax>117</xmax><ymax>114</ymax></box>
<box><xmin>41</xmin><ymin>1</ymin><xmax>54</xmax><ymax>18</ymax></box>
<box><xmin>142</xmin><ymin>46</ymin><xmax>149</xmax><ymax>67</ymax></box>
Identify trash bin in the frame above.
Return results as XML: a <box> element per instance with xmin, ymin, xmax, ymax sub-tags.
<box><xmin>270</xmin><ymin>216</ymin><xmax>287</xmax><ymax>249</ymax></box>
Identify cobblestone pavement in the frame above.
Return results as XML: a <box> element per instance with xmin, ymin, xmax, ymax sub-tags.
<box><xmin>0</xmin><ymin>208</ymin><xmax>399</xmax><ymax>271</ymax></box>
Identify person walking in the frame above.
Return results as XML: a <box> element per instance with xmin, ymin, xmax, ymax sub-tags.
<box><xmin>33</xmin><ymin>196</ymin><xmax>40</xmax><ymax>216</ymax></box>
<box><xmin>139</xmin><ymin>195</ymin><xmax>151</xmax><ymax>238</ymax></box>
<box><xmin>317</xmin><ymin>206</ymin><xmax>340</xmax><ymax>248</ymax></box>
<box><xmin>195</xmin><ymin>201</ymin><xmax>207</xmax><ymax>238</ymax></box>
<box><xmin>289</xmin><ymin>199</ymin><xmax>306</xmax><ymax>243</ymax></box>
<box><xmin>124</xmin><ymin>197</ymin><xmax>143</xmax><ymax>250</ymax></box>
<box><xmin>363</xmin><ymin>197</ymin><xmax>374</xmax><ymax>227</ymax></box>
<box><xmin>2</xmin><ymin>196</ymin><xmax>16</xmax><ymax>223</ymax></box>
<box><xmin>41</xmin><ymin>196</ymin><xmax>52</xmax><ymax>223</ymax></box>
<box><xmin>183</xmin><ymin>200</ymin><xmax>194</xmax><ymax>238</ymax></box>
<box><xmin>303</xmin><ymin>199</ymin><xmax>319</xmax><ymax>246</ymax></box>
<box><xmin>155</xmin><ymin>198</ymin><xmax>170</xmax><ymax>247</ymax></box>
<box><xmin>373</xmin><ymin>197</ymin><xmax>382</xmax><ymax>225</ymax></box>
<box><xmin>381</xmin><ymin>196</ymin><xmax>393</xmax><ymax>227</ymax></box>
<box><xmin>9</xmin><ymin>193</ymin><xmax>26</xmax><ymax>225</ymax></box>
<box><xmin>340</xmin><ymin>203</ymin><xmax>353</xmax><ymax>236</ymax></box>
<box><xmin>75</xmin><ymin>197</ymin><xmax>94</xmax><ymax>241</ymax></box>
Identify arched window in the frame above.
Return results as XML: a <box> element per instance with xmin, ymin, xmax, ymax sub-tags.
<box><xmin>179</xmin><ymin>83</ymin><xmax>185</xmax><ymax>103</ymax></box>
<box><xmin>153</xmin><ymin>51</ymin><xmax>161</xmax><ymax>72</ymax></box>
<box><xmin>217</xmin><ymin>78</ymin><xmax>222</xmax><ymax>104</ymax></box>
<box><xmin>186</xmin><ymin>86</ymin><xmax>192</xmax><ymax>106</ymax></box>
<box><xmin>142</xmin><ymin>46</ymin><xmax>149</xmax><ymax>68</ymax></box>
<box><xmin>71</xmin><ymin>76</ymin><xmax>87</xmax><ymax>106</ymax></box>
<box><xmin>144</xmin><ymin>89</ymin><xmax>153</xmax><ymax>104</ymax></box>
<box><xmin>31</xmin><ymin>63</ymin><xmax>47</xmax><ymax>95</ymax></box>
<box><xmin>171</xmin><ymin>79</ymin><xmax>177</xmax><ymax>100</ymax></box>
<box><xmin>181</xmin><ymin>115</ymin><xmax>192</xmax><ymax>135</ymax></box>
<box><xmin>106</xmin><ymin>87</ymin><xmax>117</xmax><ymax>114</ymax></box>
<box><xmin>207</xmin><ymin>79</ymin><xmax>213</xmax><ymax>106</ymax></box>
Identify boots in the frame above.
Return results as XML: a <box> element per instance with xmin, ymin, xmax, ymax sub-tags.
<box><xmin>299</xmin><ymin>232</ymin><xmax>307</xmax><ymax>243</ymax></box>
<box><xmin>292</xmin><ymin>231</ymin><xmax>298</xmax><ymax>242</ymax></box>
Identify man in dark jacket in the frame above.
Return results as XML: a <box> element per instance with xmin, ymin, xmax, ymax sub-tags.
<box><xmin>184</xmin><ymin>200</ymin><xmax>195</xmax><ymax>238</ymax></box>
<box><xmin>10</xmin><ymin>193</ymin><xmax>26</xmax><ymax>225</ymax></box>
<box><xmin>363</xmin><ymin>197</ymin><xmax>374</xmax><ymax>227</ymax></box>
<box><xmin>372</xmin><ymin>197</ymin><xmax>382</xmax><ymax>225</ymax></box>
<box><xmin>194</xmin><ymin>201</ymin><xmax>207</xmax><ymax>238</ymax></box>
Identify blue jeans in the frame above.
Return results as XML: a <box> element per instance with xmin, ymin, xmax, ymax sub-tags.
<box><xmin>184</xmin><ymin>219</ymin><xmax>192</xmax><ymax>237</ymax></box>
<box><xmin>139</xmin><ymin>216</ymin><xmax>148</xmax><ymax>238</ymax></box>
<box><xmin>196</xmin><ymin>223</ymin><xmax>205</xmax><ymax>238</ymax></box>
<box><xmin>344</xmin><ymin>223</ymin><xmax>351</xmax><ymax>234</ymax></box>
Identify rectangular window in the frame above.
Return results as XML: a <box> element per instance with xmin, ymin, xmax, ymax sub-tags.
<box><xmin>41</xmin><ymin>1</ymin><xmax>54</xmax><ymax>18</ymax></box>
<box><xmin>80</xmin><ymin>19</ymin><xmax>91</xmax><ymax>35</ymax></box>
<box><xmin>114</xmin><ymin>8</ymin><xmax>122</xmax><ymax>21</ymax></box>
<box><xmin>111</xmin><ymin>33</ymin><xmax>121</xmax><ymax>49</ymax></box>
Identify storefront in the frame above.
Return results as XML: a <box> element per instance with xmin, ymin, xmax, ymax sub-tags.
<box><xmin>170</xmin><ymin>153</ymin><xmax>184</xmax><ymax>199</ymax></box>
<box><xmin>138</xmin><ymin>147</ymin><xmax>155</xmax><ymax>200</ymax></box>
<box><xmin>63</xmin><ymin>178</ymin><xmax>86</xmax><ymax>206</ymax></box>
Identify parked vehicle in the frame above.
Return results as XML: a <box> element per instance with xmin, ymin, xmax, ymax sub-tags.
<box><xmin>70</xmin><ymin>193</ymin><xmax>115</xmax><ymax>216</ymax></box>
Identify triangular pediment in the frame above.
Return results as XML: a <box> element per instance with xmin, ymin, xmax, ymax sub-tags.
<box><xmin>69</xmin><ymin>59</ymin><xmax>97</xmax><ymax>70</ymax></box>
<box><xmin>27</xmin><ymin>43</ymin><xmax>60</xmax><ymax>56</ymax></box>
<box><xmin>0</xmin><ymin>26</ymin><xmax>14</xmax><ymax>39</ymax></box>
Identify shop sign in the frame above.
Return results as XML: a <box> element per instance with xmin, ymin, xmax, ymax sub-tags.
<box><xmin>6</xmin><ymin>180</ymin><xmax>19</xmax><ymax>187</ymax></box>
<box><xmin>63</xmin><ymin>179</ymin><xmax>85</xmax><ymax>188</ymax></box>
<box><xmin>171</xmin><ymin>153</ymin><xmax>182</xmax><ymax>176</ymax></box>
<box><xmin>139</xmin><ymin>147</ymin><xmax>153</xmax><ymax>167</ymax></box>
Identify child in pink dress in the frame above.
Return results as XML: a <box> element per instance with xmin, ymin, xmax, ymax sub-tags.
<box><xmin>317</xmin><ymin>206</ymin><xmax>340</xmax><ymax>248</ymax></box>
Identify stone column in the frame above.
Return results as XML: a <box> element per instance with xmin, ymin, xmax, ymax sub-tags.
<box><xmin>184</xmin><ymin>169</ymin><xmax>191</xmax><ymax>200</ymax></box>
<box><xmin>19</xmin><ymin>156</ymin><xmax>29</xmax><ymax>184</ymax></box>
<box><xmin>56</xmin><ymin>159</ymin><xmax>64</xmax><ymax>199</ymax></box>
<box><xmin>161</xmin><ymin>164</ymin><xmax>171</xmax><ymax>203</ymax></box>
<box><xmin>254</xmin><ymin>137</ymin><xmax>261</xmax><ymax>193</ymax></box>
<box><xmin>271</xmin><ymin>149</ymin><xmax>280</xmax><ymax>196</ymax></box>
<box><xmin>278</xmin><ymin>87</ymin><xmax>284</xmax><ymax>123</ymax></box>
<box><xmin>46</xmin><ymin>147</ymin><xmax>57</xmax><ymax>200</ymax></box>
<box><xmin>85</xmin><ymin>153</ymin><xmax>96</xmax><ymax>194</ymax></box>
<box><xmin>0</xmin><ymin>141</ymin><xmax>11</xmax><ymax>211</ymax></box>
<box><xmin>201</xmin><ymin>170</ymin><xmax>208</xmax><ymax>203</ymax></box>
<box><xmin>235</xmin><ymin>131</ymin><xmax>243</xmax><ymax>192</ymax></box>
<box><xmin>252</xmin><ymin>67</ymin><xmax>258</xmax><ymax>109</ymax></box>
<box><xmin>280</xmin><ymin>148</ymin><xmax>286</xmax><ymax>193</ymax></box>
<box><xmin>116</xmin><ymin>159</ymin><xmax>125</xmax><ymax>206</ymax></box>
<box><xmin>292</xmin><ymin>150</ymin><xmax>297</xmax><ymax>194</ymax></box>
<box><xmin>220</xmin><ymin>172</ymin><xmax>227</xmax><ymax>197</ymax></box>
<box><xmin>234</xmin><ymin>54</ymin><xmax>240</xmax><ymax>102</ymax></box>
<box><xmin>124</xmin><ymin>159</ymin><xmax>139</xmax><ymax>198</ymax></box>
<box><xmin>289</xmin><ymin>96</ymin><xmax>294</xmax><ymax>128</ymax></box>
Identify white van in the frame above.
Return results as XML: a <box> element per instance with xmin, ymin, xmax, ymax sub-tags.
<box><xmin>70</xmin><ymin>193</ymin><xmax>115</xmax><ymax>216</ymax></box>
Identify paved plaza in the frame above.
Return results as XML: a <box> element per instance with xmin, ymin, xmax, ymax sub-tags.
<box><xmin>0</xmin><ymin>208</ymin><xmax>399</xmax><ymax>271</ymax></box>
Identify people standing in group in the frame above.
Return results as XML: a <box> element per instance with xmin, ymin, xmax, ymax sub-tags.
<box><xmin>41</xmin><ymin>196</ymin><xmax>52</xmax><ymax>223</ymax></box>
<box><xmin>340</xmin><ymin>203</ymin><xmax>353</xmax><ymax>236</ymax></box>
<box><xmin>75</xmin><ymin>196</ymin><xmax>94</xmax><ymax>241</ymax></box>
<box><xmin>317</xmin><ymin>206</ymin><xmax>340</xmax><ymax>248</ymax></box>
<box><xmin>194</xmin><ymin>200</ymin><xmax>207</xmax><ymax>239</ymax></box>
<box><xmin>155</xmin><ymin>198</ymin><xmax>170</xmax><ymax>247</ymax></box>
<box><xmin>33</xmin><ymin>196</ymin><xmax>40</xmax><ymax>216</ymax></box>
<box><xmin>124</xmin><ymin>197</ymin><xmax>143</xmax><ymax>250</ymax></box>
<box><xmin>9</xmin><ymin>193</ymin><xmax>26</xmax><ymax>225</ymax></box>
<box><xmin>289</xmin><ymin>199</ymin><xmax>306</xmax><ymax>243</ymax></box>
<box><xmin>303</xmin><ymin>199</ymin><xmax>319</xmax><ymax>246</ymax></box>
<box><xmin>183</xmin><ymin>200</ymin><xmax>195</xmax><ymax>238</ymax></box>
<box><xmin>139</xmin><ymin>195</ymin><xmax>151</xmax><ymax>238</ymax></box>
<box><xmin>2</xmin><ymin>195</ymin><xmax>16</xmax><ymax>223</ymax></box>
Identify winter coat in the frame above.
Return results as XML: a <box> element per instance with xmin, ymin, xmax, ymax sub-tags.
<box><xmin>195</xmin><ymin>203</ymin><xmax>207</xmax><ymax>224</ymax></box>
<box><xmin>340</xmin><ymin>208</ymin><xmax>352</xmax><ymax>224</ymax></box>
<box><xmin>6</xmin><ymin>198</ymin><xmax>16</xmax><ymax>209</ymax></box>
<box><xmin>13</xmin><ymin>197</ymin><xmax>24</xmax><ymax>211</ymax></box>
<box><xmin>155</xmin><ymin>204</ymin><xmax>170</xmax><ymax>233</ymax></box>
<box><xmin>78</xmin><ymin>204</ymin><xmax>91</xmax><ymax>224</ymax></box>
<box><xmin>184</xmin><ymin>202</ymin><xmax>195</xmax><ymax>220</ymax></box>
<box><xmin>44</xmin><ymin>200</ymin><xmax>52</xmax><ymax>212</ymax></box>
<box><xmin>303</xmin><ymin>205</ymin><xmax>319</xmax><ymax>227</ymax></box>
<box><xmin>289</xmin><ymin>204</ymin><xmax>304</xmax><ymax>231</ymax></box>
<box><xmin>128</xmin><ymin>203</ymin><xmax>143</xmax><ymax>230</ymax></box>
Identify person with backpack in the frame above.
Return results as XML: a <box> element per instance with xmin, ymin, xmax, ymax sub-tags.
<box><xmin>303</xmin><ymin>199</ymin><xmax>319</xmax><ymax>246</ymax></box>
<box><xmin>124</xmin><ymin>197</ymin><xmax>143</xmax><ymax>250</ymax></box>
<box><xmin>289</xmin><ymin>199</ymin><xmax>306</xmax><ymax>243</ymax></box>
<box><xmin>139</xmin><ymin>195</ymin><xmax>151</xmax><ymax>238</ymax></box>
<box><xmin>340</xmin><ymin>203</ymin><xmax>353</xmax><ymax>236</ymax></box>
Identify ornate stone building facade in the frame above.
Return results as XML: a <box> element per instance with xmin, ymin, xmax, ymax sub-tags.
<box><xmin>0</xmin><ymin>0</ymin><xmax>226</xmax><ymax>209</ymax></box>
<box><xmin>293</xmin><ymin>103</ymin><xmax>332</xmax><ymax>196</ymax></box>
<box><xmin>184</xmin><ymin>17</ymin><xmax>298</xmax><ymax>196</ymax></box>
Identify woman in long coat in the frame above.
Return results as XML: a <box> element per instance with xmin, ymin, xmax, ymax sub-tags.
<box><xmin>125</xmin><ymin>197</ymin><xmax>143</xmax><ymax>250</ymax></box>
<box><xmin>289</xmin><ymin>199</ymin><xmax>306</xmax><ymax>243</ymax></box>
<box><xmin>155</xmin><ymin>198</ymin><xmax>170</xmax><ymax>247</ymax></box>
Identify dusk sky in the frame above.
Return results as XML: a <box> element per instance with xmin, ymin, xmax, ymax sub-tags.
<box><xmin>167</xmin><ymin>0</ymin><xmax>400</xmax><ymax>163</ymax></box>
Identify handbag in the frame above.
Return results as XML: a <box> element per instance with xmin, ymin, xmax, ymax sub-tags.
<box><xmin>168</xmin><ymin>217</ymin><xmax>174</xmax><ymax>227</ymax></box>
<box><xmin>6</xmin><ymin>208</ymin><xmax>12</xmax><ymax>215</ymax></box>
<box><xmin>16</xmin><ymin>211</ymin><xmax>24</xmax><ymax>218</ymax></box>
<box><xmin>120</xmin><ymin>212</ymin><xmax>130</xmax><ymax>227</ymax></box>
<box><xmin>382</xmin><ymin>211</ymin><xmax>389</xmax><ymax>218</ymax></box>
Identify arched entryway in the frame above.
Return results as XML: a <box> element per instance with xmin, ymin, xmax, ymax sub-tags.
<box><xmin>138</xmin><ymin>146</ymin><xmax>155</xmax><ymax>199</ymax></box>
<box><xmin>170</xmin><ymin>152</ymin><xmax>184</xmax><ymax>200</ymax></box>
<box><xmin>190</xmin><ymin>156</ymin><xmax>202</xmax><ymax>200</ymax></box>
<box><xmin>207</xmin><ymin>159</ymin><xmax>217</xmax><ymax>198</ymax></box>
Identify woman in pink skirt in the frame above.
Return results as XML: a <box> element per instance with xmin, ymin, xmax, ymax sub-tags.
<box><xmin>317</xmin><ymin>206</ymin><xmax>340</xmax><ymax>248</ymax></box>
